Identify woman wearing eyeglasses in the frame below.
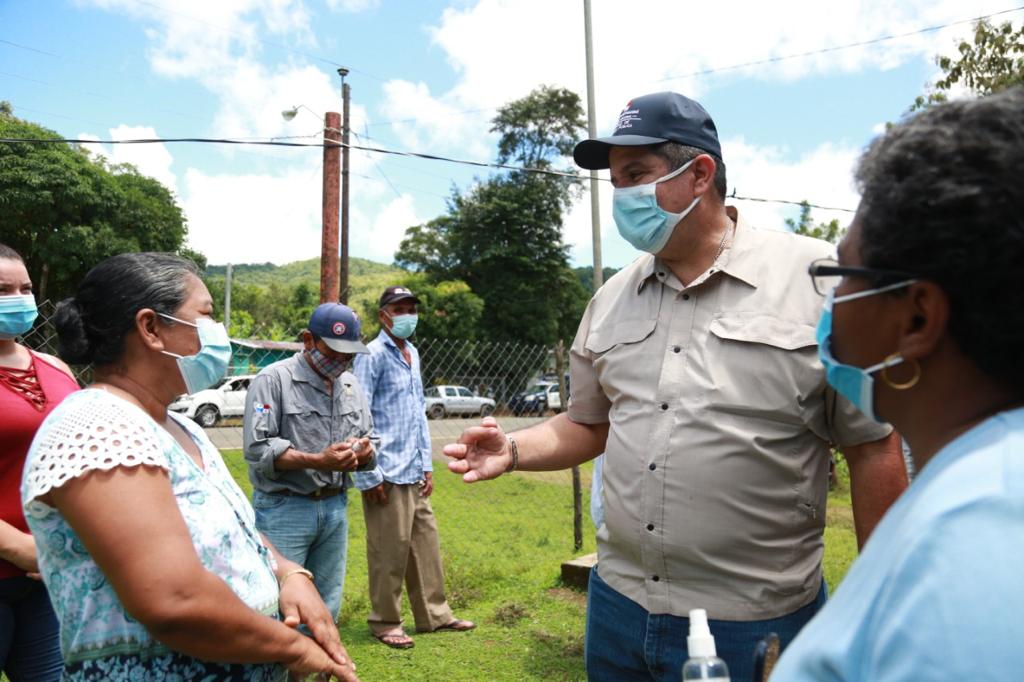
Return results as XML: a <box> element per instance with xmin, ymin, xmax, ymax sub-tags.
<box><xmin>773</xmin><ymin>88</ymin><xmax>1024</xmax><ymax>680</ymax></box>
<box><xmin>20</xmin><ymin>253</ymin><xmax>359</xmax><ymax>681</ymax></box>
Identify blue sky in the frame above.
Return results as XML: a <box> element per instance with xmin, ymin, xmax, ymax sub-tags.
<box><xmin>2</xmin><ymin>0</ymin><xmax>1017</xmax><ymax>268</ymax></box>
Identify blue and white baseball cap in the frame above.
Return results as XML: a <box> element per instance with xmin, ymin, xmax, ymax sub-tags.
<box><xmin>573</xmin><ymin>92</ymin><xmax>722</xmax><ymax>170</ymax></box>
<box><xmin>308</xmin><ymin>303</ymin><xmax>369</xmax><ymax>354</ymax></box>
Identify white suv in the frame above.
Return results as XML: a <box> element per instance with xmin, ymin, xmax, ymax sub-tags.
<box><xmin>169</xmin><ymin>375</ymin><xmax>255</xmax><ymax>427</ymax></box>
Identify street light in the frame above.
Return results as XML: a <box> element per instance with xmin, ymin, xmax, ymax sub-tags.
<box><xmin>280</xmin><ymin>104</ymin><xmax>320</xmax><ymax>122</ymax></box>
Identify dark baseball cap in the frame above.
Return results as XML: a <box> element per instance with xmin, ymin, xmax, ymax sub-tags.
<box><xmin>308</xmin><ymin>302</ymin><xmax>369</xmax><ymax>354</ymax></box>
<box><xmin>378</xmin><ymin>285</ymin><xmax>421</xmax><ymax>308</ymax></box>
<box><xmin>573</xmin><ymin>92</ymin><xmax>722</xmax><ymax>170</ymax></box>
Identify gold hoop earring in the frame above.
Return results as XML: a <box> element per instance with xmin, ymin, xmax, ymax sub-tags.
<box><xmin>881</xmin><ymin>353</ymin><xmax>921</xmax><ymax>390</ymax></box>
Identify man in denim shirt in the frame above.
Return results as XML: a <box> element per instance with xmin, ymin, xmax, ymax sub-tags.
<box><xmin>243</xmin><ymin>303</ymin><xmax>378</xmax><ymax>622</ymax></box>
<box><xmin>353</xmin><ymin>286</ymin><xmax>474</xmax><ymax>649</ymax></box>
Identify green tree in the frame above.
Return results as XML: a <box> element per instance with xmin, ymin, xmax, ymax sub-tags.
<box><xmin>913</xmin><ymin>18</ymin><xmax>1024</xmax><ymax>109</ymax></box>
<box><xmin>786</xmin><ymin>201</ymin><xmax>845</xmax><ymax>245</ymax></box>
<box><xmin>395</xmin><ymin>86</ymin><xmax>590</xmax><ymax>345</ymax></box>
<box><xmin>575</xmin><ymin>265</ymin><xmax>619</xmax><ymax>292</ymax></box>
<box><xmin>351</xmin><ymin>273</ymin><xmax>484</xmax><ymax>341</ymax></box>
<box><xmin>490</xmin><ymin>85</ymin><xmax>587</xmax><ymax>168</ymax></box>
<box><xmin>0</xmin><ymin>106</ymin><xmax>196</xmax><ymax>300</ymax></box>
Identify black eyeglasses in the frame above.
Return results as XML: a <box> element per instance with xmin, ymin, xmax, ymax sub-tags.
<box><xmin>808</xmin><ymin>259</ymin><xmax>914</xmax><ymax>296</ymax></box>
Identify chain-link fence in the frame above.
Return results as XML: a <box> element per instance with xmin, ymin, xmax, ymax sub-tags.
<box><xmin>22</xmin><ymin>301</ymin><xmax>596</xmax><ymax>556</ymax></box>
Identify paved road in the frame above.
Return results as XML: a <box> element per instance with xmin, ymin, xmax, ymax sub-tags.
<box><xmin>203</xmin><ymin>415</ymin><xmax>547</xmax><ymax>456</ymax></box>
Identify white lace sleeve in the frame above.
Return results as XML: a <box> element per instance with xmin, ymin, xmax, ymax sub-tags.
<box><xmin>23</xmin><ymin>391</ymin><xmax>169</xmax><ymax>507</ymax></box>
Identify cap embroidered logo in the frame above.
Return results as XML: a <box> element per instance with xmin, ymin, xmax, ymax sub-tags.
<box><xmin>332</xmin><ymin>321</ymin><xmax>347</xmax><ymax>335</ymax></box>
<box><xmin>617</xmin><ymin>101</ymin><xmax>641</xmax><ymax>130</ymax></box>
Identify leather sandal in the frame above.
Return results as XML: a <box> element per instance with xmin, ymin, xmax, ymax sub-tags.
<box><xmin>434</xmin><ymin>619</ymin><xmax>476</xmax><ymax>632</ymax></box>
<box><xmin>373</xmin><ymin>631</ymin><xmax>415</xmax><ymax>649</ymax></box>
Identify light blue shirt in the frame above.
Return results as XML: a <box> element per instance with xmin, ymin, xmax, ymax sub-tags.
<box><xmin>352</xmin><ymin>331</ymin><xmax>432</xmax><ymax>490</ymax></box>
<box><xmin>773</xmin><ymin>407</ymin><xmax>1024</xmax><ymax>681</ymax></box>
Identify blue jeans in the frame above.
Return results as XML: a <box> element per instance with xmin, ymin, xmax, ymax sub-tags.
<box><xmin>253</xmin><ymin>490</ymin><xmax>349</xmax><ymax>621</ymax></box>
<box><xmin>585</xmin><ymin>567</ymin><xmax>827</xmax><ymax>682</ymax></box>
<box><xmin>0</xmin><ymin>576</ymin><xmax>62</xmax><ymax>681</ymax></box>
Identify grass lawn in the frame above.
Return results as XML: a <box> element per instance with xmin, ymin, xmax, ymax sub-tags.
<box><xmin>220</xmin><ymin>450</ymin><xmax>860</xmax><ymax>681</ymax></box>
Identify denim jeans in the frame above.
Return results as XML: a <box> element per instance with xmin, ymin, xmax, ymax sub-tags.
<box><xmin>585</xmin><ymin>566</ymin><xmax>827</xmax><ymax>682</ymax></box>
<box><xmin>253</xmin><ymin>490</ymin><xmax>349</xmax><ymax>621</ymax></box>
<box><xmin>0</xmin><ymin>576</ymin><xmax>62</xmax><ymax>681</ymax></box>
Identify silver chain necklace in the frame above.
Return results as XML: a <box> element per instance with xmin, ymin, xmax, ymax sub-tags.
<box><xmin>712</xmin><ymin>220</ymin><xmax>734</xmax><ymax>265</ymax></box>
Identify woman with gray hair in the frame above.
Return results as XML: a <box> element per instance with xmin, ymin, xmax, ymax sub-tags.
<box><xmin>21</xmin><ymin>252</ymin><xmax>358</xmax><ymax>680</ymax></box>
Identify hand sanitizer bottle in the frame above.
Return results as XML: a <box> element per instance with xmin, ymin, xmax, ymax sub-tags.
<box><xmin>682</xmin><ymin>608</ymin><xmax>730</xmax><ymax>681</ymax></box>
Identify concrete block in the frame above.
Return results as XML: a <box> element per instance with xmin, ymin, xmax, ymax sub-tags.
<box><xmin>560</xmin><ymin>552</ymin><xmax>598</xmax><ymax>591</ymax></box>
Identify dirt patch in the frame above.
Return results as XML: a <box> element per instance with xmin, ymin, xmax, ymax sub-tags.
<box><xmin>493</xmin><ymin>602</ymin><xmax>529</xmax><ymax>627</ymax></box>
<box><xmin>546</xmin><ymin>587</ymin><xmax>586</xmax><ymax>608</ymax></box>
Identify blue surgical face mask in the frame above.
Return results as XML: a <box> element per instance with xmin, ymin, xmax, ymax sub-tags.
<box><xmin>387</xmin><ymin>313</ymin><xmax>418</xmax><ymax>340</ymax></box>
<box><xmin>815</xmin><ymin>280</ymin><xmax>915</xmax><ymax>421</ymax></box>
<box><xmin>159</xmin><ymin>314</ymin><xmax>232</xmax><ymax>394</ymax></box>
<box><xmin>612</xmin><ymin>159</ymin><xmax>700</xmax><ymax>254</ymax></box>
<box><xmin>0</xmin><ymin>294</ymin><xmax>38</xmax><ymax>339</ymax></box>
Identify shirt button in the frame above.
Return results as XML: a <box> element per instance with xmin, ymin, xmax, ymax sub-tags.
<box><xmin>652</xmin><ymin>575</ymin><xmax>660</xmax><ymax>582</ymax></box>
<box><xmin>660</xmin><ymin>403</ymin><xmax>669</xmax><ymax>411</ymax></box>
<box><xmin>649</xmin><ymin>463</ymin><xmax>657</xmax><ymax>471</ymax></box>
<box><xmin>672</xmin><ymin>346</ymin><xmax>681</xmax><ymax>353</ymax></box>
<box><xmin>682</xmin><ymin>294</ymin><xmax>690</xmax><ymax>300</ymax></box>
<box><xmin>646</xmin><ymin>523</ymin><xmax>655</xmax><ymax>531</ymax></box>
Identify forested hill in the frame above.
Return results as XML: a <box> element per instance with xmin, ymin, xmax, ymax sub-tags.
<box><xmin>205</xmin><ymin>257</ymin><xmax>403</xmax><ymax>290</ymax></box>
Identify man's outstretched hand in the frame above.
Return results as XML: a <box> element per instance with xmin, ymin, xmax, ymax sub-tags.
<box><xmin>443</xmin><ymin>416</ymin><xmax>512</xmax><ymax>483</ymax></box>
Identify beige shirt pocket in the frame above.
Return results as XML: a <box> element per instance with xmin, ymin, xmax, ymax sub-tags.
<box><xmin>706</xmin><ymin>312</ymin><xmax>820</xmax><ymax>426</ymax></box>
<box><xmin>583</xmin><ymin>316</ymin><xmax>660</xmax><ymax>419</ymax></box>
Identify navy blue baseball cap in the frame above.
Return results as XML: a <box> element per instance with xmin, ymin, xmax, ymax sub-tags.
<box><xmin>308</xmin><ymin>303</ymin><xmax>369</xmax><ymax>354</ymax></box>
<box><xmin>573</xmin><ymin>92</ymin><xmax>722</xmax><ymax>170</ymax></box>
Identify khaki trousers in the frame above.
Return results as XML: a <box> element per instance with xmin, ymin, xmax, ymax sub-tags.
<box><xmin>362</xmin><ymin>483</ymin><xmax>454</xmax><ymax>633</ymax></box>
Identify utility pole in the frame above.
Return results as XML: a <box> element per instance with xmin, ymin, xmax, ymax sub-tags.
<box><xmin>321</xmin><ymin>111</ymin><xmax>342</xmax><ymax>303</ymax></box>
<box><xmin>339</xmin><ymin>67</ymin><xmax>351</xmax><ymax>304</ymax></box>
<box><xmin>583</xmin><ymin>0</ymin><xmax>603</xmax><ymax>292</ymax></box>
<box><xmin>224</xmin><ymin>263</ymin><xmax>233</xmax><ymax>334</ymax></box>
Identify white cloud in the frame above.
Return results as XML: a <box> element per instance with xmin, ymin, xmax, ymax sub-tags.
<box><xmin>377</xmin><ymin>0</ymin><xmax>1011</xmax><ymax>159</ymax></box>
<box><xmin>326</xmin><ymin>0</ymin><xmax>380</xmax><ymax>12</ymax></box>
<box><xmin>80</xmin><ymin>0</ymin><xmax>327</xmax><ymax>142</ymax></box>
<box><xmin>182</xmin><ymin>166</ymin><xmax>322</xmax><ymax>264</ymax></box>
<box><xmin>356</xmin><ymin>193</ymin><xmax>421</xmax><ymax>263</ymax></box>
<box><xmin>79</xmin><ymin>0</ymin><xmax>398</xmax><ymax>266</ymax></box>
<box><xmin>181</xmin><ymin>159</ymin><xmax>415</xmax><ymax>266</ymax></box>
<box><xmin>76</xmin><ymin>126</ymin><xmax>179</xmax><ymax>195</ymax></box>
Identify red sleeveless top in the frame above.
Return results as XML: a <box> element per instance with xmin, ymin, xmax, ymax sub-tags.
<box><xmin>0</xmin><ymin>352</ymin><xmax>79</xmax><ymax>578</ymax></box>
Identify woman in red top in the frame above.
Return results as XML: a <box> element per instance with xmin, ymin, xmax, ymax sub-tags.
<box><xmin>0</xmin><ymin>243</ymin><xmax>78</xmax><ymax>681</ymax></box>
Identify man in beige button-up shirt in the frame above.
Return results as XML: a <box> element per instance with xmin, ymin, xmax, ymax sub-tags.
<box><xmin>444</xmin><ymin>92</ymin><xmax>907</xmax><ymax>682</ymax></box>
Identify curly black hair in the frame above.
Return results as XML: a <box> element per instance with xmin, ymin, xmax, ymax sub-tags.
<box><xmin>854</xmin><ymin>87</ymin><xmax>1024</xmax><ymax>394</ymax></box>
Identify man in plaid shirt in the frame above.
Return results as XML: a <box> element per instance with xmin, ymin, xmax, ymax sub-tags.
<box><xmin>352</xmin><ymin>286</ymin><xmax>475</xmax><ymax>649</ymax></box>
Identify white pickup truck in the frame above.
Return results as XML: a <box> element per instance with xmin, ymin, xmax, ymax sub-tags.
<box><xmin>423</xmin><ymin>385</ymin><xmax>496</xmax><ymax>420</ymax></box>
<box><xmin>169</xmin><ymin>375</ymin><xmax>255</xmax><ymax>427</ymax></box>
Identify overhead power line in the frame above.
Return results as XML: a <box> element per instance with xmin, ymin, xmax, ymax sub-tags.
<box><xmin>0</xmin><ymin>38</ymin><xmax>61</xmax><ymax>58</ymax></box>
<box><xmin>0</xmin><ymin>136</ymin><xmax>856</xmax><ymax>212</ymax></box>
<box><xmin>346</xmin><ymin>4</ymin><xmax>1024</xmax><ymax>129</ymax></box>
<box><xmin>657</xmin><ymin>5</ymin><xmax>1024</xmax><ymax>82</ymax></box>
<box><xmin>4</xmin><ymin>5</ymin><xmax>1019</xmax><ymax>134</ymax></box>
